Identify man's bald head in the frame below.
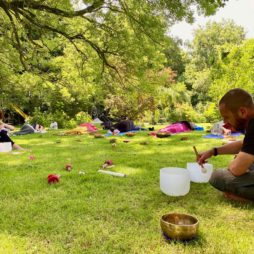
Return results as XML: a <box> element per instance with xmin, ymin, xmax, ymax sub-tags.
<box><xmin>219</xmin><ymin>88</ymin><xmax>254</xmax><ymax>113</ymax></box>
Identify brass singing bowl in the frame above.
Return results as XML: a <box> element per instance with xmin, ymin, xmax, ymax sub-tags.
<box><xmin>161</xmin><ymin>213</ymin><xmax>199</xmax><ymax>240</ymax></box>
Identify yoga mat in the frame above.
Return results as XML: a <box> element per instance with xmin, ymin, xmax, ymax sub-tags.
<box><xmin>203</xmin><ymin>133</ymin><xmax>241</xmax><ymax>139</ymax></box>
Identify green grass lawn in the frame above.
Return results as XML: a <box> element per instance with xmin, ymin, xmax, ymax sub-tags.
<box><xmin>0</xmin><ymin>128</ymin><xmax>254</xmax><ymax>253</ymax></box>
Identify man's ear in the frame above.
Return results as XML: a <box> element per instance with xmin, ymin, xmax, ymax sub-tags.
<box><xmin>238</xmin><ymin>107</ymin><xmax>248</xmax><ymax>118</ymax></box>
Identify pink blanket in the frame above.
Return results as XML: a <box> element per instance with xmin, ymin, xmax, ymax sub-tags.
<box><xmin>79</xmin><ymin>123</ymin><xmax>98</xmax><ymax>132</ymax></box>
<box><xmin>159</xmin><ymin>122</ymin><xmax>191</xmax><ymax>134</ymax></box>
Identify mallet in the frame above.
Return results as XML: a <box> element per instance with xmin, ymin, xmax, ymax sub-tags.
<box><xmin>193</xmin><ymin>146</ymin><xmax>207</xmax><ymax>173</ymax></box>
<box><xmin>98</xmin><ymin>169</ymin><xmax>126</xmax><ymax>177</ymax></box>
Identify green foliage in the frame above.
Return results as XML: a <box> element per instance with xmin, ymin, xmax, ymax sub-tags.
<box><xmin>0</xmin><ymin>0</ymin><xmax>229</xmax><ymax>125</ymax></box>
<box><xmin>168</xmin><ymin>103</ymin><xmax>205</xmax><ymax>122</ymax></box>
<box><xmin>75</xmin><ymin>111</ymin><xmax>92</xmax><ymax>124</ymax></box>
<box><xmin>49</xmin><ymin>110</ymin><xmax>73</xmax><ymax>129</ymax></box>
<box><xmin>198</xmin><ymin>102</ymin><xmax>220</xmax><ymax>122</ymax></box>
<box><xmin>30</xmin><ymin>108</ymin><xmax>52</xmax><ymax>127</ymax></box>
<box><xmin>141</xmin><ymin>109</ymin><xmax>160</xmax><ymax>124</ymax></box>
<box><xmin>30</xmin><ymin>109</ymin><xmax>78</xmax><ymax>128</ymax></box>
<box><xmin>185</xmin><ymin>66</ymin><xmax>212</xmax><ymax>104</ymax></box>
<box><xmin>65</xmin><ymin>118</ymin><xmax>78</xmax><ymax>129</ymax></box>
<box><xmin>183</xmin><ymin>19</ymin><xmax>246</xmax><ymax>118</ymax></box>
<box><xmin>0</xmin><ymin>1</ymin><xmax>235</xmax><ymax>123</ymax></box>
<box><xmin>189</xmin><ymin>20</ymin><xmax>245</xmax><ymax>69</ymax></box>
<box><xmin>209</xmin><ymin>39</ymin><xmax>254</xmax><ymax>102</ymax></box>
<box><xmin>164</xmin><ymin>38</ymin><xmax>186</xmax><ymax>75</ymax></box>
<box><xmin>105</xmin><ymin>93</ymin><xmax>155</xmax><ymax>120</ymax></box>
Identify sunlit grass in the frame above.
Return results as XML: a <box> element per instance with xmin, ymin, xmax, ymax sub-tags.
<box><xmin>0</xmin><ymin>128</ymin><xmax>253</xmax><ymax>253</ymax></box>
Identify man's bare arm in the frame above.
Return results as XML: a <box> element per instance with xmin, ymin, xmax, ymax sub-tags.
<box><xmin>229</xmin><ymin>152</ymin><xmax>254</xmax><ymax>176</ymax></box>
<box><xmin>198</xmin><ymin>140</ymin><xmax>243</xmax><ymax>165</ymax></box>
<box><xmin>216</xmin><ymin>140</ymin><xmax>243</xmax><ymax>155</ymax></box>
<box><xmin>3</xmin><ymin>123</ymin><xmax>15</xmax><ymax>131</ymax></box>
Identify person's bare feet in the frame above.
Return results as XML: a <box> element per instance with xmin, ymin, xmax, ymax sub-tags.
<box><xmin>223</xmin><ymin>192</ymin><xmax>251</xmax><ymax>203</ymax></box>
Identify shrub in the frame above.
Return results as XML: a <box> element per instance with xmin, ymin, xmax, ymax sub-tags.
<box><xmin>65</xmin><ymin>119</ymin><xmax>77</xmax><ymax>129</ymax></box>
<box><xmin>30</xmin><ymin>109</ymin><xmax>77</xmax><ymax>129</ymax></box>
<box><xmin>141</xmin><ymin>109</ymin><xmax>160</xmax><ymax>125</ymax></box>
<box><xmin>167</xmin><ymin>103</ymin><xmax>205</xmax><ymax>123</ymax></box>
<box><xmin>202</xmin><ymin>102</ymin><xmax>220</xmax><ymax>122</ymax></box>
<box><xmin>75</xmin><ymin>111</ymin><xmax>92</xmax><ymax>124</ymax></box>
<box><xmin>30</xmin><ymin>108</ymin><xmax>51</xmax><ymax>126</ymax></box>
<box><xmin>48</xmin><ymin>110</ymin><xmax>72</xmax><ymax>129</ymax></box>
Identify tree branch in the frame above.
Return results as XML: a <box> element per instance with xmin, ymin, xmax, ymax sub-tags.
<box><xmin>0</xmin><ymin>0</ymin><xmax>105</xmax><ymax>18</ymax></box>
<box><xmin>18</xmin><ymin>8</ymin><xmax>89</xmax><ymax>59</ymax></box>
<box><xmin>1</xmin><ymin>2</ymin><xmax>27</xmax><ymax>70</ymax></box>
<box><xmin>17</xmin><ymin>8</ymin><xmax>120</xmax><ymax>75</ymax></box>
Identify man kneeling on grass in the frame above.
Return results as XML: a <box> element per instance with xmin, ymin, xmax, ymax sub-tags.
<box><xmin>197</xmin><ymin>88</ymin><xmax>254</xmax><ymax>202</ymax></box>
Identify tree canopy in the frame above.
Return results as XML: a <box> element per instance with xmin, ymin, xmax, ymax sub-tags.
<box><xmin>184</xmin><ymin>19</ymin><xmax>245</xmax><ymax>105</ymax></box>
<box><xmin>209</xmin><ymin>39</ymin><xmax>254</xmax><ymax>102</ymax></box>
<box><xmin>0</xmin><ymin>0</ymin><xmax>230</xmax><ymax>123</ymax></box>
<box><xmin>0</xmin><ymin>0</ymin><xmax>228</xmax><ymax>73</ymax></box>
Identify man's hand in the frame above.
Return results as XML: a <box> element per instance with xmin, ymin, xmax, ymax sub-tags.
<box><xmin>223</xmin><ymin>128</ymin><xmax>231</xmax><ymax>136</ymax></box>
<box><xmin>196</xmin><ymin>149</ymin><xmax>214</xmax><ymax>166</ymax></box>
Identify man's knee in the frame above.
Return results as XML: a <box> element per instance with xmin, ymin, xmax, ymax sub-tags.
<box><xmin>209</xmin><ymin>169</ymin><xmax>229</xmax><ymax>191</ymax></box>
<box><xmin>209</xmin><ymin>169</ymin><xmax>222</xmax><ymax>185</ymax></box>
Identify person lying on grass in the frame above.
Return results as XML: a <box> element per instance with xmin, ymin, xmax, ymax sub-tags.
<box><xmin>13</xmin><ymin>122</ymin><xmax>46</xmax><ymax>135</ymax></box>
<box><xmin>0</xmin><ymin>120</ymin><xmax>24</xmax><ymax>150</ymax></box>
<box><xmin>197</xmin><ymin>88</ymin><xmax>254</xmax><ymax>202</ymax></box>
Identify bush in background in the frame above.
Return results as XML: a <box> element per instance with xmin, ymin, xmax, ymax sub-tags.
<box><xmin>167</xmin><ymin>103</ymin><xmax>206</xmax><ymax>123</ymax></box>
<box><xmin>30</xmin><ymin>109</ymin><xmax>78</xmax><ymax>128</ymax></box>
<box><xmin>75</xmin><ymin>111</ymin><xmax>92</xmax><ymax>124</ymax></box>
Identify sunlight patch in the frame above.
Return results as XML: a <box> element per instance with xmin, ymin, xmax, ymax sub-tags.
<box><xmin>0</xmin><ymin>233</ymin><xmax>29</xmax><ymax>253</ymax></box>
<box><xmin>119</xmin><ymin>166</ymin><xmax>143</xmax><ymax>175</ymax></box>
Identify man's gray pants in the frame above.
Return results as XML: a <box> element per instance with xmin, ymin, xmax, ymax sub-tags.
<box><xmin>209</xmin><ymin>167</ymin><xmax>254</xmax><ymax>200</ymax></box>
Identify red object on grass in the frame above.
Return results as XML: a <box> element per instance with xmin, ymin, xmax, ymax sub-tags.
<box><xmin>104</xmin><ymin>160</ymin><xmax>113</xmax><ymax>166</ymax></box>
<box><xmin>65</xmin><ymin>163</ymin><xmax>72</xmax><ymax>171</ymax></box>
<box><xmin>47</xmin><ymin>174</ymin><xmax>60</xmax><ymax>184</ymax></box>
<box><xmin>29</xmin><ymin>155</ymin><xmax>35</xmax><ymax>160</ymax></box>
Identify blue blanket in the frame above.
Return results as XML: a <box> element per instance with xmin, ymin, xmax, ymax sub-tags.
<box><xmin>203</xmin><ymin>133</ymin><xmax>241</xmax><ymax>139</ymax></box>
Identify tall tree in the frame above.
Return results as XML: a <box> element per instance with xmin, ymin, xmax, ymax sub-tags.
<box><xmin>188</xmin><ymin>19</ymin><xmax>245</xmax><ymax>69</ymax></box>
<box><xmin>184</xmin><ymin>19</ymin><xmax>245</xmax><ymax>104</ymax></box>
<box><xmin>209</xmin><ymin>39</ymin><xmax>254</xmax><ymax>102</ymax></box>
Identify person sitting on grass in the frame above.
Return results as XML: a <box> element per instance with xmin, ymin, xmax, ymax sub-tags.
<box><xmin>0</xmin><ymin>119</ymin><xmax>24</xmax><ymax>150</ymax></box>
<box><xmin>211</xmin><ymin>120</ymin><xmax>236</xmax><ymax>136</ymax></box>
<box><xmin>197</xmin><ymin>88</ymin><xmax>254</xmax><ymax>202</ymax></box>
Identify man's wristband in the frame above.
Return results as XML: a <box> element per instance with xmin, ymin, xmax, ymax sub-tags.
<box><xmin>213</xmin><ymin>147</ymin><xmax>218</xmax><ymax>156</ymax></box>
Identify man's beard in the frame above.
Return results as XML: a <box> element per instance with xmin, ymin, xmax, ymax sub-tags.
<box><xmin>234</xmin><ymin>117</ymin><xmax>246</xmax><ymax>132</ymax></box>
